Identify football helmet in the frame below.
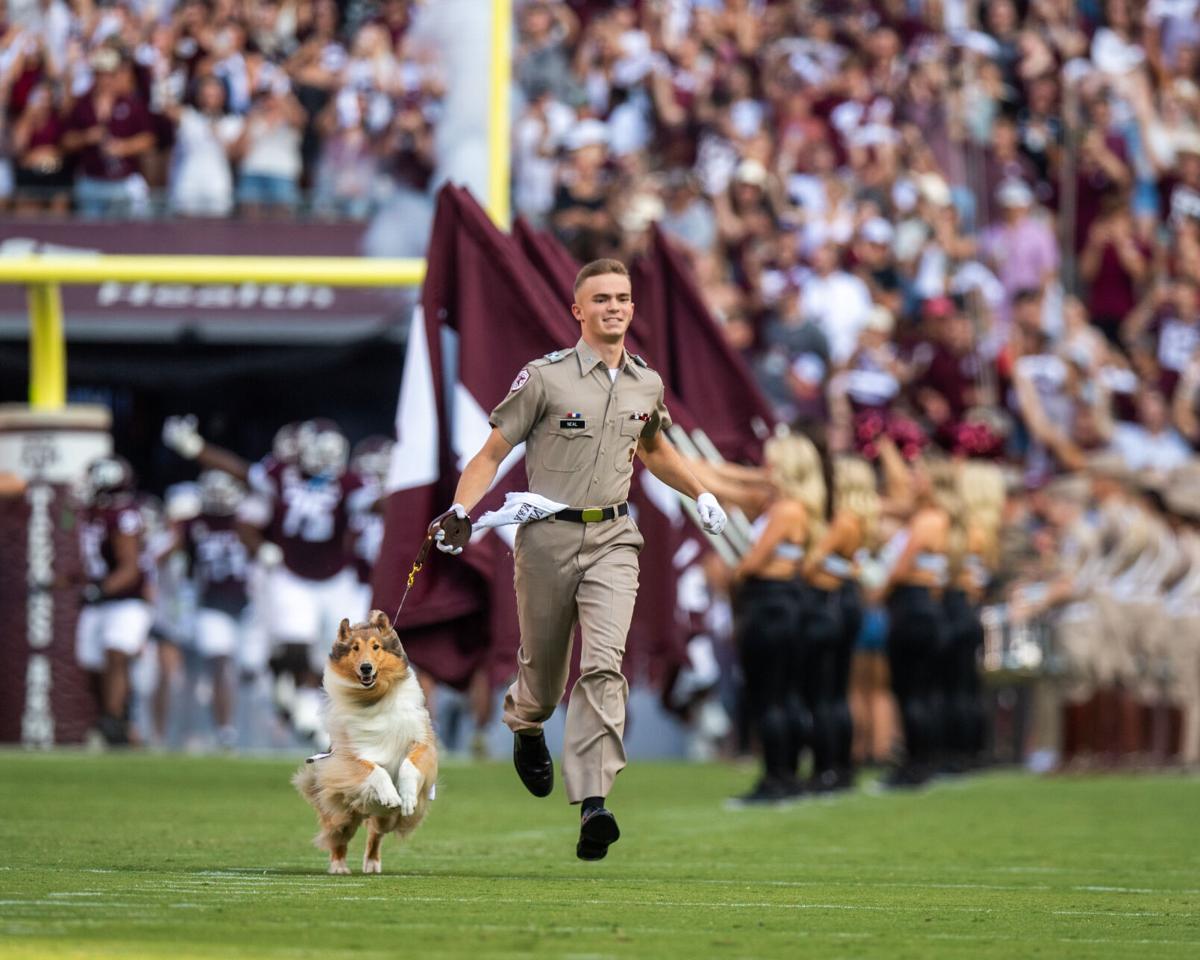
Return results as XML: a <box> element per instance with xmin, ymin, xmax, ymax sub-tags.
<box><xmin>350</xmin><ymin>435</ymin><xmax>394</xmax><ymax>484</ymax></box>
<box><xmin>273</xmin><ymin>422</ymin><xmax>302</xmax><ymax>465</ymax></box>
<box><xmin>297</xmin><ymin>419</ymin><xmax>349</xmax><ymax>479</ymax></box>
<box><xmin>81</xmin><ymin>455</ymin><xmax>135</xmax><ymax>505</ymax></box>
<box><xmin>198</xmin><ymin>470</ymin><xmax>245</xmax><ymax>516</ymax></box>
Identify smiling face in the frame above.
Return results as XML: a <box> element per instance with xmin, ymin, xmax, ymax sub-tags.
<box><xmin>572</xmin><ymin>270</ymin><xmax>634</xmax><ymax>346</ymax></box>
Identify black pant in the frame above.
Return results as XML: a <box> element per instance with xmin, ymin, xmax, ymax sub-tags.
<box><xmin>887</xmin><ymin>585</ymin><xmax>946</xmax><ymax>769</ymax></box>
<box><xmin>834</xmin><ymin>582</ymin><xmax>862</xmax><ymax>769</ymax></box>
<box><xmin>736</xmin><ymin>578</ymin><xmax>809</xmax><ymax>786</ymax></box>
<box><xmin>802</xmin><ymin>582</ymin><xmax>862</xmax><ymax>777</ymax></box>
<box><xmin>941</xmin><ymin>588</ymin><xmax>985</xmax><ymax>761</ymax></box>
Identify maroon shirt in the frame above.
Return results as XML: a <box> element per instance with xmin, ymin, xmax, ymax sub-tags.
<box><xmin>184</xmin><ymin>513</ymin><xmax>249</xmax><ymax>614</ymax></box>
<box><xmin>66</xmin><ymin>89</ymin><xmax>152</xmax><ymax>180</ymax></box>
<box><xmin>1087</xmin><ymin>238</ymin><xmax>1150</xmax><ymax>329</ymax></box>
<box><xmin>259</xmin><ymin>461</ymin><xmax>366</xmax><ymax>581</ymax></box>
<box><xmin>913</xmin><ymin>341</ymin><xmax>981</xmax><ymax>420</ymax></box>
<box><xmin>79</xmin><ymin>497</ymin><xmax>146</xmax><ymax>601</ymax></box>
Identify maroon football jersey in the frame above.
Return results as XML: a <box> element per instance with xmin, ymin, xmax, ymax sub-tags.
<box><xmin>259</xmin><ymin>462</ymin><xmax>367</xmax><ymax>581</ymax></box>
<box><xmin>183</xmin><ymin>513</ymin><xmax>250</xmax><ymax>614</ymax></box>
<box><xmin>78</xmin><ymin>496</ymin><xmax>146</xmax><ymax>601</ymax></box>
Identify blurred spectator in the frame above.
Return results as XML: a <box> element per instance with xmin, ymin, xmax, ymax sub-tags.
<box><xmin>10</xmin><ymin>80</ymin><xmax>69</xmax><ymax>213</ymax></box>
<box><xmin>233</xmin><ymin>86</ymin><xmax>305</xmax><ymax>218</ymax></box>
<box><xmin>1080</xmin><ymin>191</ymin><xmax>1151</xmax><ymax>345</ymax></box>
<box><xmin>659</xmin><ymin>168</ymin><xmax>716</xmax><ymax>256</ymax></box>
<box><xmin>799</xmin><ymin>240</ymin><xmax>872</xmax><ymax>367</ymax></box>
<box><xmin>61</xmin><ymin>47</ymin><xmax>154</xmax><ymax>218</ymax></box>
<box><xmin>1110</xmin><ymin>385</ymin><xmax>1192</xmax><ymax>474</ymax></box>
<box><xmin>981</xmin><ymin>179</ymin><xmax>1059</xmax><ymax>325</ymax></box>
<box><xmin>168</xmin><ymin>75</ymin><xmax>242</xmax><ymax>217</ymax></box>
<box><xmin>551</xmin><ymin>118</ymin><xmax>615</xmax><ymax>261</ymax></box>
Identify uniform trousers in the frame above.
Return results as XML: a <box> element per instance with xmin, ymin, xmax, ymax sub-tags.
<box><xmin>502</xmin><ymin>515</ymin><xmax>642</xmax><ymax>803</ymax></box>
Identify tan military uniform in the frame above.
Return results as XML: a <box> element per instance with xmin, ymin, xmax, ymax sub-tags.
<box><xmin>1054</xmin><ymin>515</ymin><xmax>1105</xmax><ymax>704</ymax></box>
<box><xmin>489</xmin><ymin>338</ymin><xmax>671</xmax><ymax>802</ymax></box>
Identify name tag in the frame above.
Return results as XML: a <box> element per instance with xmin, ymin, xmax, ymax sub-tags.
<box><xmin>560</xmin><ymin>414</ymin><xmax>586</xmax><ymax>429</ymax></box>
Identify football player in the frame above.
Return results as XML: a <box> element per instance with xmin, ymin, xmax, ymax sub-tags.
<box><xmin>75</xmin><ymin>455</ymin><xmax>152</xmax><ymax>746</ymax></box>
<box><xmin>346</xmin><ymin>435</ymin><xmax>393</xmax><ymax>619</ymax></box>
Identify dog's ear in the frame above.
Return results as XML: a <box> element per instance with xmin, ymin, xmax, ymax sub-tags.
<box><xmin>331</xmin><ymin>618</ymin><xmax>353</xmax><ymax>660</ymax></box>
<box><xmin>380</xmin><ymin>627</ymin><xmax>404</xmax><ymax>656</ymax></box>
<box><xmin>368</xmin><ymin>609</ymin><xmax>391</xmax><ymax>633</ymax></box>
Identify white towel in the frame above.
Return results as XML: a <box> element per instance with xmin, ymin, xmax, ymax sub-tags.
<box><xmin>474</xmin><ymin>492</ymin><xmax>569</xmax><ymax>530</ymax></box>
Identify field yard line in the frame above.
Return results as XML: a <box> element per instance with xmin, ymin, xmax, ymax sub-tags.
<box><xmin>0</xmin><ymin>901</ymin><xmax>144</xmax><ymax>908</ymax></box>
<box><xmin>1053</xmin><ymin>910</ymin><xmax>1174</xmax><ymax>917</ymax></box>
<box><xmin>319</xmin><ymin>893</ymin><xmax>995</xmax><ymax>914</ymax></box>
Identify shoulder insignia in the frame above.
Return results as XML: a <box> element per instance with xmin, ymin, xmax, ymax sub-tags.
<box><xmin>542</xmin><ymin>348</ymin><xmax>572</xmax><ymax>363</ymax></box>
<box><xmin>630</xmin><ymin>354</ymin><xmax>649</xmax><ymax>368</ymax></box>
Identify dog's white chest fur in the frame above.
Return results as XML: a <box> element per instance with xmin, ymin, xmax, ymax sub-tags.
<box><xmin>323</xmin><ymin>669</ymin><xmax>429</xmax><ymax>781</ymax></box>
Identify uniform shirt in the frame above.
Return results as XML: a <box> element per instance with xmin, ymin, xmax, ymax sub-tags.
<box><xmin>253</xmin><ymin>461</ymin><xmax>369</xmax><ymax>581</ymax></box>
<box><xmin>79</xmin><ymin>496</ymin><xmax>145</xmax><ymax>601</ymax></box>
<box><xmin>183</xmin><ymin>513</ymin><xmax>250</xmax><ymax>615</ymax></box>
<box><xmin>489</xmin><ymin>338</ymin><xmax>672</xmax><ymax>508</ymax></box>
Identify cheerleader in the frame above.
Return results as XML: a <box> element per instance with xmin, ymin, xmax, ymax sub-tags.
<box><xmin>801</xmin><ymin>456</ymin><xmax>880</xmax><ymax>791</ymax></box>
<box><xmin>878</xmin><ymin>455</ymin><xmax>954</xmax><ymax>787</ymax></box>
<box><xmin>941</xmin><ymin>460</ymin><xmax>1004</xmax><ymax>771</ymax></box>
<box><xmin>731</xmin><ymin>431</ymin><xmax>826</xmax><ymax>803</ymax></box>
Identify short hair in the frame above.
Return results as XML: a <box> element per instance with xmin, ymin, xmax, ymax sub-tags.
<box><xmin>574</xmin><ymin>259</ymin><xmax>629</xmax><ymax>295</ymax></box>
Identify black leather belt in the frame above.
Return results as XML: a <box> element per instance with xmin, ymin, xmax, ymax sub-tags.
<box><xmin>556</xmin><ymin>503</ymin><xmax>629</xmax><ymax>523</ymax></box>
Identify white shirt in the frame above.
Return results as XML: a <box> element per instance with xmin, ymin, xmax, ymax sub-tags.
<box><xmin>800</xmin><ymin>270</ymin><xmax>872</xmax><ymax>365</ymax></box>
<box><xmin>171</xmin><ymin>108</ymin><xmax>243</xmax><ymax>216</ymax></box>
<box><xmin>240</xmin><ymin>116</ymin><xmax>302</xmax><ymax>181</ymax></box>
<box><xmin>1110</xmin><ymin>423</ymin><xmax>1192</xmax><ymax>473</ymax></box>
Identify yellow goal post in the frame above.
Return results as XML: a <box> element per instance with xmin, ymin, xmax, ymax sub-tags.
<box><xmin>0</xmin><ymin>256</ymin><xmax>427</xmax><ymax>411</ymax></box>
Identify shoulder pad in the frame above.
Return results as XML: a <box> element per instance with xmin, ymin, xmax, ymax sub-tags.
<box><xmin>532</xmin><ymin>348</ymin><xmax>573</xmax><ymax>366</ymax></box>
<box><xmin>630</xmin><ymin>354</ymin><xmax>648</xmax><ymax>368</ymax></box>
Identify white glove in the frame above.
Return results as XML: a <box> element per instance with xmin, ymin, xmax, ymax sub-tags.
<box><xmin>434</xmin><ymin>503</ymin><xmax>468</xmax><ymax>554</ymax></box>
<box><xmin>256</xmin><ymin>542</ymin><xmax>284</xmax><ymax>568</ymax></box>
<box><xmin>697</xmin><ymin>492</ymin><xmax>727</xmax><ymax>536</ymax></box>
<box><xmin>163</xmin><ymin>414</ymin><xmax>204</xmax><ymax>459</ymax></box>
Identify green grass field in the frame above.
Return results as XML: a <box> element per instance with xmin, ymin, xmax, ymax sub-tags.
<box><xmin>1</xmin><ymin>753</ymin><xmax>1197</xmax><ymax>959</ymax></box>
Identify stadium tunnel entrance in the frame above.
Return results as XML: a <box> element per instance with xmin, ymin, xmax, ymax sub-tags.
<box><xmin>0</xmin><ymin>334</ymin><xmax>404</xmax><ymax>497</ymax></box>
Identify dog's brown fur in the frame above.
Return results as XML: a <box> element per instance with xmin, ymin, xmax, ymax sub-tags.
<box><xmin>292</xmin><ymin>610</ymin><xmax>438</xmax><ymax>875</ymax></box>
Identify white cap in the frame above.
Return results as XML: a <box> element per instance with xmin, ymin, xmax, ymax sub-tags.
<box><xmin>997</xmin><ymin>178</ymin><xmax>1034</xmax><ymax>208</ymax></box>
<box><xmin>865</xmin><ymin>304</ymin><xmax>895</xmax><ymax>334</ymax></box>
<box><xmin>917</xmin><ymin>173</ymin><xmax>952</xmax><ymax>207</ymax></box>
<box><xmin>790</xmin><ymin>352</ymin><xmax>827</xmax><ymax>386</ymax></box>
<box><xmin>1175</xmin><ymin>130</ymin><xmax>1200</xmax><ymax>158</ymax></box>
<box><xmin>619</xmin><ymin>193</ymin><xmax>664</xmax><ymax>232</ymax></box>
<box><xmin>734</xmin><ymin>158</ymin><xmax>768</xmax><ymax>187</ymax></box>
<box><xmin>565</xmin><ymin>118</ymin><xmax>609</xmax><ymax>152</ymax></box>
<box><xmin>861</xmin><ymin>217</ymin><xmax>895</xmax><ymax>245</ymax></box>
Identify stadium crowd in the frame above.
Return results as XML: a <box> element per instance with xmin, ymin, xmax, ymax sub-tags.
<box><xmin>15</xmin><ymin>0</ymin><xmax>1200</xmax><ymax>789</ymax></box>
<box><xmin>0</xmin><ymin>0</ymin><xmax>440</xmax><ymax>217</ymax></box>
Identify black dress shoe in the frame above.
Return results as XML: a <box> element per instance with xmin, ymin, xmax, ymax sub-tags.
<box><xmin>513</xmin><ymin>732</ymin><xmax>553</xmax><ymax>797</ymax></box>
<box><xmin>576</xmin><ymin>807</ymin><xmax>620</xmax><ymax>861</ymax></box>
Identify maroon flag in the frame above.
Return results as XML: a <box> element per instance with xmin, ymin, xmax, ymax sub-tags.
<box><xmin>373</xmin><ymin>187</ymin><xmax>576</xmax><ymax>688</ymax></box>
<box><xmin>631</xmin><ymin>226</ymin><xmax>775</xmax><ymax>462</ymax></box>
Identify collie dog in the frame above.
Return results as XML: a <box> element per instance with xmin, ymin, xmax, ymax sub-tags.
<box><xmin>292</xmin><ymin>610</ymin><xmax>437</xmax><ymax>875</ymax></box>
